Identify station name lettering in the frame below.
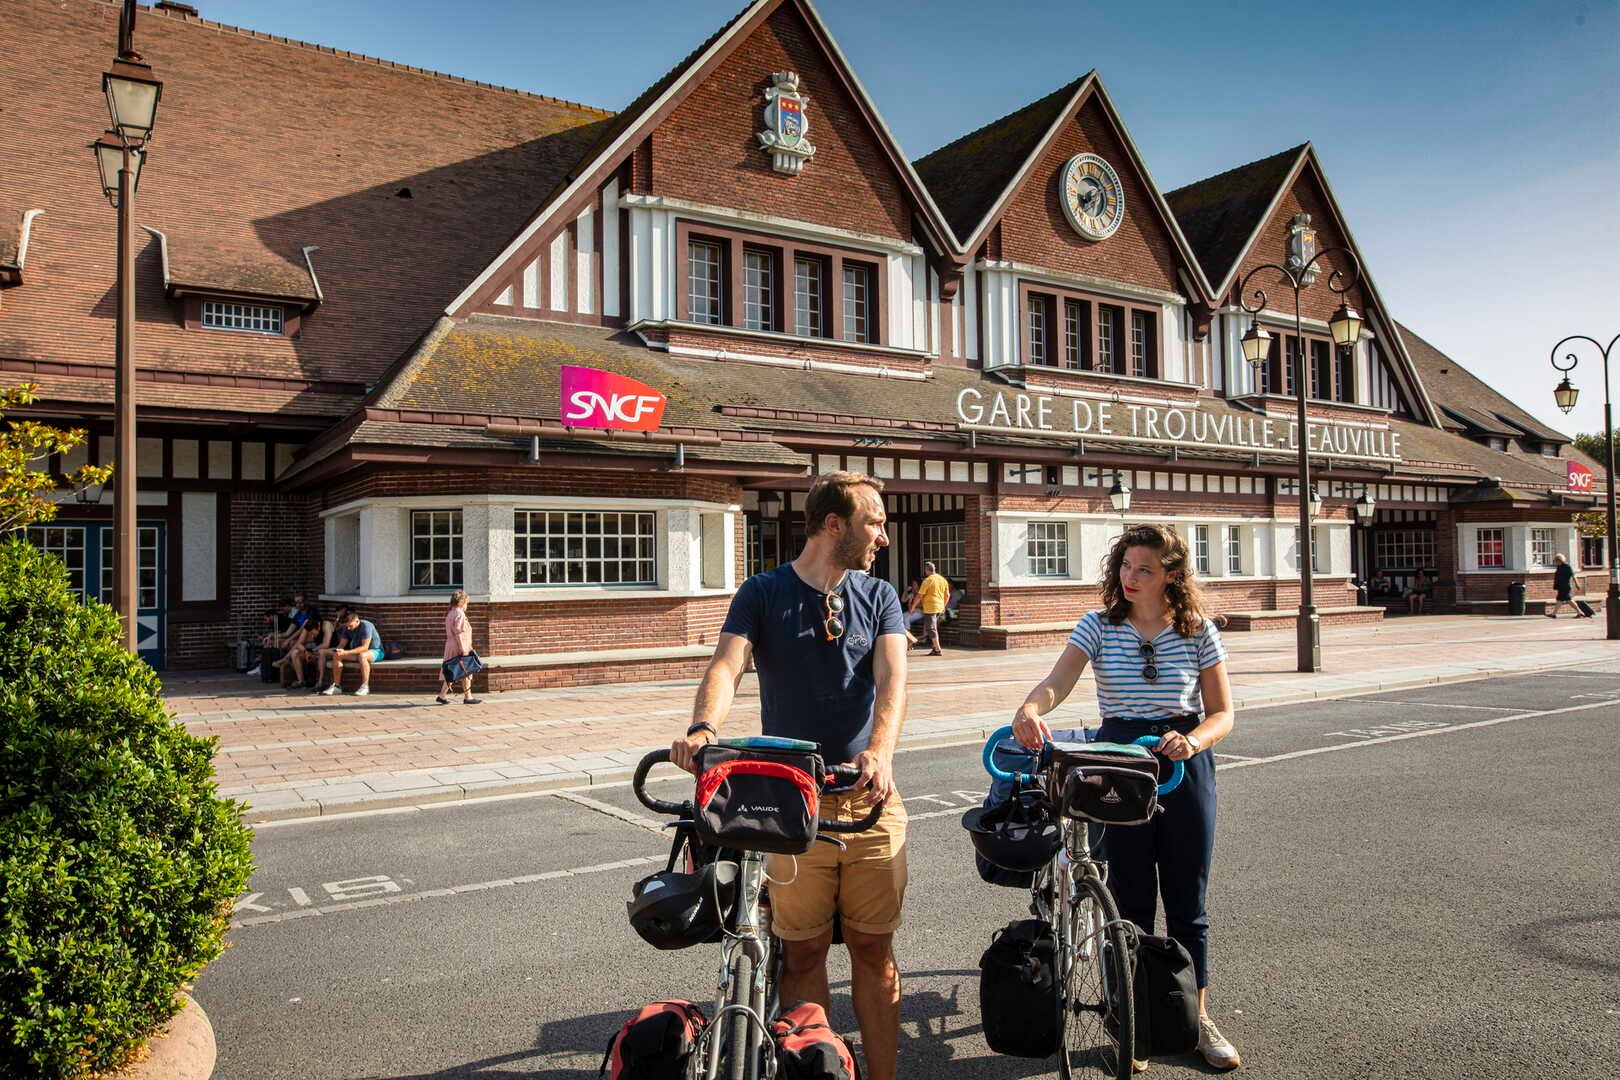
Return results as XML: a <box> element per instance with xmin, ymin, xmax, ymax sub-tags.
<box><xmin>954</xmin><ymin>387</ymin><xmax>1401</xmax><ymax>462</ymax></box>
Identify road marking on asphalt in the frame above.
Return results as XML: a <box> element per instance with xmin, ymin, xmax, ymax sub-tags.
<box><xmin>553</xmin><ymin>791</ymin><xmax>666</xmax><ymax>833</ymax></box>
<box><xmin>1214</xmin><ymin>753</ymin><xmax>1257</xmax><ymax>761</ymax></box>
<box><xmin>1365</xmin><ymin>700</ymin><xmax>1521</xmax><ymax>712</ymax></box>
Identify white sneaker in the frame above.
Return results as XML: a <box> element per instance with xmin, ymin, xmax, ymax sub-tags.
<box><xmin>320</xmin><ymin>684</ymin><xmax>342</xmax><ymax>696</ymax></box>
<box><xmin>1198</xmin><ymin>1015</ymin><xmax>1241</xmax><ymax>1070</ymax></box>
<box><xmin>245</xmin><ymin>666</ymin><xmax>261</xmax><ymax>677</ymax></box>
<box><xmin>354</xmin><ymin>685</ymin><xmax>369</xmax><ymax>696</ymax></box>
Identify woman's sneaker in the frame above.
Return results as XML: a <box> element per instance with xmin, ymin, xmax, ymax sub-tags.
<box><xmin>1197</xmin><ymin>1015</ymin><xmax>1241</xmax><ymax>1070</ymax></box>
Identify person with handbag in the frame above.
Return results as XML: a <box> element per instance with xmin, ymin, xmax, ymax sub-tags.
<box><xmin>1010</xmin><ymin>523</ymin><xmax>1241</xmax><ymax>1071</ymax></box>
<box><xmin>437</xmin><ymin>589</ymin><xmax>481</xmax><ymax>705</ymax></box>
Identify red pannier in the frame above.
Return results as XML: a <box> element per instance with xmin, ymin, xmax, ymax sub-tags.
<box><xmin>599</xmin><ymin>1000</ymin><xmax>707</xmax><ymax>1079</ymax></box>
<box><xmin>772</xmin><ymin>1001</ymin><xmax>862</xmax><ymax>1080</ymax></box>
<box><xmin>693</xmin><ymin>744</ymin><xmax>824</xmax><ymax>855</ymax></box>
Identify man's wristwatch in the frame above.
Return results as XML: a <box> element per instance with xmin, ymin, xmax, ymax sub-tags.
<box><xmin>686</xmin><ymin>721</ymin><xmax>718</xmax><ymax>741</ymax></box>
<box><xmin>1184</xmin><ymin>733</ymin><xmax>1204</xmax><ymax>754</ymax></box>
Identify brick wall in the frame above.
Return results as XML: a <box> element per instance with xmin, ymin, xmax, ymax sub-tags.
<box><xmin>997</xmin><ymin>95</ymin><xmax>1180</xmax><ymax>293</ymax></box>
<box><xmin>1227</xmin><ymin>163</ymin><xmax>1368</xmax><ymax>323</ymax></box>
<box><xmin>649</xmin><ymin>5</ymin><xmax>913</xmax><ymax>241</ymax></box>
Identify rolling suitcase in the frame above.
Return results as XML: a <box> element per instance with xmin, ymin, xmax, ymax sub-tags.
<box><xmin>1575</xmin><ymin>599</ymin><xmax>1597</xmax><ymax>618</ymax></box>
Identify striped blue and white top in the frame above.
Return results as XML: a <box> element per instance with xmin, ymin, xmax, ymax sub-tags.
<box><xmin>1068</xmin><ymin>610</ymin><xmax>1228</xmax><ymax>721</ymax></box>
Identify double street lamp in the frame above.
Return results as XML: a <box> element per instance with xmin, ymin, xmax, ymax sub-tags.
<box><xmin>90</xmin><ymin>0</ymin><xmax>161</xmax><ymax>652</ymax></box>
<box><xmin>1550</xmin><ymin>332</ymin><xmax>1620</xmax><ymax>641</ymax></box>
<box><xmin>1237</xmin><ymin>248</ymin><xmax>1365</xmax><ymax>672</ymax></box>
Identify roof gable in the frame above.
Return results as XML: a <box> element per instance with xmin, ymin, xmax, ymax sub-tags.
<box><xmin>1401</xmin><ymin>322</ymin><xmax>1568</xmax><ymax>444</ymax></box>
<box><xmin>1165</xmin><ymin>145</ymin><xmax>1305</xmax><ymax>291</ymax></box>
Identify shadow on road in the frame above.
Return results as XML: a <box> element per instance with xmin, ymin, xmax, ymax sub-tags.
<box><xmin>1513</xmin><ymin>910</ymin><xmax>1620</xmax><ymax>974</ymax></box>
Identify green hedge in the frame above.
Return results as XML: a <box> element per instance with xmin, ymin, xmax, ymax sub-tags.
<box><xmin>0</xmin><ymin>537</ymin><xmax>254</xmax><ymax>1077</ymax></box>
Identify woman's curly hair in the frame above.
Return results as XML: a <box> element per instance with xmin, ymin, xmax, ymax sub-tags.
<box><xmin>1099</xmin><ymin>523</ymin><xmax>1221</xmax><ymax>638</ymax></box>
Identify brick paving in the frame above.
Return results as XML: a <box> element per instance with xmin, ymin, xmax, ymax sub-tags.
<box><xmin>165</xmin><ymin>614</ymin><xmax>1618</xmax><ymax>821</ymax></box>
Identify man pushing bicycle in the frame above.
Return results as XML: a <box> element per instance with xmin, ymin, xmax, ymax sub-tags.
<box><xmin>671</xmin><ymin>470</ymin><xmax>908</xmax><ymax>1080</ymax></box>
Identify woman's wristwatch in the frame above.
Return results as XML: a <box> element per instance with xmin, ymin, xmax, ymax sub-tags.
<box><xmin>1184</xmin><ymin>733</ymin><xmax>1204</xmax><ymax>754</ymax></box>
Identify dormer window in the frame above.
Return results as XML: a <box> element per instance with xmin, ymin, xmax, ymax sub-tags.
<box><xmin>201</xmin><ymin>300</ymin><xmax>284</xmax><ymax>334</ymax></box>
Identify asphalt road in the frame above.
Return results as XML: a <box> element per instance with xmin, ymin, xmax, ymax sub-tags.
<box><xmin>195</xmin><ymin>665</ymin><xmax>1620</xmax><ymax>1079</ymax></box>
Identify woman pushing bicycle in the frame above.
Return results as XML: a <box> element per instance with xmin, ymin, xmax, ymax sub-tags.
<box><xmin>1012</xmin><ymin>523</ymin><xmax>1241</xmax><ymax>1071</ymax></box>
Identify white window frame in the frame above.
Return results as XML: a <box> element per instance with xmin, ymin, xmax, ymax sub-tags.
<box><xmin>1476</xmin><ymin>527</ymin><xmax>1506</xmax><ymax>569</ymax></box>
<box><xmin>513</xmin><ymin>509</ymin><xmax>657</xmax><ymax>587</ymax></box>
<box><xmin>688</xmin><ymin>240</ymin><xmax>723</xmax><ymax>325</ymax></box>
<box><xmin>1192</xmin><ymin>524</ymin><xmax>1211</xmax><ymax>576</ymax></box>
<box><xmin>921</xmin><ymin>522</ymin><xmax>966</xmax><ymax>582</ymax></box>
<box><xmin>201</xmin><ymin>300</ymin><xmax>283</xmax><ymax>334</ymax></box>
<box><xmin>28</xmin><ymin>525</ymin><xmax>88</xmax><ymax>599</ymax></box>
<box><xmin>1224</xmin><ymin>525</ymin><xmax>1243</xmax><ymax>575</ymax></box>
<box><xmin>1531</xmin><ymin>527</ymin><xmax>1556</xmax><ymax>568</ymax></box>
<box><xmin>411</xmin><ymin>509</ymin><xmax>464</xmax><ymax>589</ymax></box>
<box><xmin>794</xmin><ymin>256</ymin><xmax>822</xmax><ymax>336</ymax></box>
<box><xmin>842</xmin><ymin>263</ymin><xmax>871</xmax><ymax>344</ymax></box>
<box><xmin>1028</xmin><ymin>520</ymin><xmax>1070</xmax><ymax>577</ymax></box>
<box><xmin>743</xmin><ymin>249</ymin><xmax>774</xmax><ymax>332</ymax></box>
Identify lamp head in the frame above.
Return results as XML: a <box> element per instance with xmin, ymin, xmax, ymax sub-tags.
<box><xmin>103</xmin><ymin>57</ymin><xmax>162</xmax><ymax>143</ymax></box>
<box><xmin>1329</xmin><ymin>300</ymin><xmax>1363</xmax><ymax>348</ymax></box>
<box><xmin>1553</xmin><ymin>375</ymin><xmax>1579</xmax><ymax>414</ymax></box>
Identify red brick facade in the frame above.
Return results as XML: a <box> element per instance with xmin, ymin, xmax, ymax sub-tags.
<box><xmin>1226</xmin><ymin>162</ymin><xmax>1368</xmax><ymax>324</ymax></box>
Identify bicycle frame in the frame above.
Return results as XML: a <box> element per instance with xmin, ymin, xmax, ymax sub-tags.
<box><xmin>698</xmin><ymin>850</ymin><xmax>777</xmax><ymax>1080</ymax></box>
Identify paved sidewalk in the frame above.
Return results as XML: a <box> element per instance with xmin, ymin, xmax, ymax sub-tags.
<box><xmin>168</xmin><ymin>614</ymin><xmax>1617</xmax><ymax>821</ymax></box>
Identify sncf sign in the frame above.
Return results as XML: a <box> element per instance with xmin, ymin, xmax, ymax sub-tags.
<box><xmin>1569</xmin><ymin>460</ymin><xmax>1595</xmax><ymax>493</ymax></box>
<box><xmin>559</xmin><ymin>366</ymin><xmax>666</xmax><ymax>432</ymax></box>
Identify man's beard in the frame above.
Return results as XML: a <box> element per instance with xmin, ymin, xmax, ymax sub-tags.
<box><xmin>834</xmin><ymin>528</ymin><xmax>871</xmax><ymax>571</ymax></box>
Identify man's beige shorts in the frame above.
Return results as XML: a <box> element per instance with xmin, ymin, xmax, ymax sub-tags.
<box><xmin>766</xmin><ymin>789</ymin><xmax>907</xmax><ymax>941</ymax></box>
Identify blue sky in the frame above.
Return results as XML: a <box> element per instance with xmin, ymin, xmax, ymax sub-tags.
<box><xmin>194</xmin><ymin>0</ymin><xmax>1620</xmax><ymax>438</ymax></box>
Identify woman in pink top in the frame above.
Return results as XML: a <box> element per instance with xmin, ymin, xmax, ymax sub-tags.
<box><xmin>436</xmin><ymin>589</ymin><xmax>479</xmax><ymax>705</ymax></box>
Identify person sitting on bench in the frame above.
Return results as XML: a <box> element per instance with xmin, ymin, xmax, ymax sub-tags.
<box><xmin>318</xmin><ymin>610</ymin><xmax>383</xmax><ymax>697</ymax></box>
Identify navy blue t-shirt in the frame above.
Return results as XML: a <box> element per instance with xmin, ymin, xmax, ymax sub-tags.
<box><xmin>722</xmin><ymin>564</ymin><xmax>905</xmax><ymax>765</ymax></box>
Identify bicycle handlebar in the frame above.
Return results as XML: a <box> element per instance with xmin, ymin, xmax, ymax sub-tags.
<box><xmin>630</xmin><ymin>754</ymin><xmax>886</xmax><ymax>831</ymax></box>
<box><xmin>981</xmin><ymin>725</ymin><xmax>1185</xmax><ymax>796</ymax></box>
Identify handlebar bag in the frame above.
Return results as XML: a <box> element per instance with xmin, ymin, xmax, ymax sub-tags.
<box><xmin>693</xmin><ymin>745</ymin><xmax>825</xmax><ymax>855</ymax></box>
<box><xmin>772</xmin><ymin>1001</ymin><xmax>862</xmax><ymax>1080</ymax></box>
<box><xmin>599</xmin><ymin>999</ymin><xmax>707</xmax><ymax>1079</ymax></box>
<box><xmin>978</xmin><ymin>919</ymin><xmax>1060</xmax><ymax>1057</ymax></box>
<box><xmin>1049</xmin><ymin>744</ymin><xmax>1162</xmax><ymax>825</ymax></box>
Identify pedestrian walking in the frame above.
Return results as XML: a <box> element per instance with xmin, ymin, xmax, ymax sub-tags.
<box><xmin>670</xmin><ymin>471</ymin><xmax>909</xmax><ymax>1080</ymax></box>
<box><xmin>1010</xmin><ymin>522</ymin><xmax>1241</xmax><ymax>1071</ymax></box>
<box><xmin>438</xmin><ymin>589</ymin><xmax>482</xmax><ymax>704</ymax></box>
<box><xmin>1545</xmin><ymin>553</ymin><xmax>1587</xmax><ymax>617</ymax></box>
<box><xmin>913</xmin><ymin>561</ymin><xmax>950</xmax><ymax>656</ymax></box>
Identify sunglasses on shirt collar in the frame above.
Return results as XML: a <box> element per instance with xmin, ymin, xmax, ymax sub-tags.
<box><xmin>822</xmin><ymin>590</ymin><xmax>845</xmax><ymax>642</ymax></box>
<box><xmin>1139</xmin><ymin>640</ymin><xmax>1159</xmax><ymax>684</ymax></box>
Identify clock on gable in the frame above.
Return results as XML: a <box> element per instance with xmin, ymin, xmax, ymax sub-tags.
<box><xmin>1060</xmin><ymin>153</ymin><xmax>1125</xmax><ymax>241</ymax></box>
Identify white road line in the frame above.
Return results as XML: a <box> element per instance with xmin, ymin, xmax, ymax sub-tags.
<box><xmin>233</xmin><ymin>696</ymin><xmax>1620</xmax><ymax>928</ymax></box>
<box><xmin>1367</xmin><ymin>700</ymin><xmax>1521</xmax><ymax>712</ymax></box>
<box><xmin>1214</xmin><ymin>753</ymin><xmax>1257</xmax><ymax>761</ymax></box>
<box><xmin>553</xmin><ymin>791</ymin><xmax>666</xmax><ymax>833</ymax></box>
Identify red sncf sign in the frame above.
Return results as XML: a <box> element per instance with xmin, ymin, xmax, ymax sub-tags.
<box><xmin>559</xmin><ymin>366</ymin><xmax>667</xmax><ymax>432</ymax></box>
<box><xmin>1568</xmin><ymin>460</ymin><xmax>1594</xmax><ymax>492</ymax></box>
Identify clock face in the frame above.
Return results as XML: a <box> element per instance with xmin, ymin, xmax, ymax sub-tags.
<box><xmin>1061</xmin><ymin>153</ymin><xmax>1125</xmax><ymax>241</ymax></box>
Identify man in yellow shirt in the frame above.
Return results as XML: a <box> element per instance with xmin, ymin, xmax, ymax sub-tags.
<box><xmin>913</xmin><ymin>561</ymin><xmax>951</xmax><ymax>657</ymax></box>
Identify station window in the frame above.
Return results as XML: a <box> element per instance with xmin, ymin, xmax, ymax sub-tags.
<box><xmin>743</xmin><ymin>249</ymin><xmax>775</xmax><ymax>332</ymax></box>
<box><xmin>513</xmin><ymin>510</ymin><xmax>656</xmax><ymax>586</ymax></box>
<box><xmin>842</xmin><ymin>263</ymin><xmax>872</xmax><ymax>344</ymax></box>
<box><xmin>1028</xmin><ymin>521</ymin><xmax>1069</xmax><ymax>577</ymax></box>
<box><xmin>794</xmin><ymin>257</ymin><xmax>823</xmax><ymax>337</ymax></box>
<box><xmin>1192</xmin><ymin>524</ymin><xmax>1211</xmax><ymax>576</ymax></box>
<box><xmin>1224</xmin><ymin>525</ymin><xmax>1244</xmax><ymax>575</ymax></box>
<box><xmin>202</xmin><ymin>300</ymin><xmax>283</xmax><ymax>334</ymax></box>
<box><xmin>411</xmin><ymin>510</ymin><xmax>463</xmax><ymax>588</ymax></box>
<box><xmin>921</xmin><ymin>522</ymin><xmax>966</xmax><ymax>582</ymax></box>
<box><xmin>1531</xmin><ymin>528</ymin><xmax>1557</xmax><ymax>568</ymax></box>
<box><xmin>688</xmin><ymin>240</ymin><xmax>724</xmax><ymax>325</ymax></box>
<box><xmin>1476</xmin><ymin>528</ymin><xmax>1505</xmax><ymax>569</ymax></box>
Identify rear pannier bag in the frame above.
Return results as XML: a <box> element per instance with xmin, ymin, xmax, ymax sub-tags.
<box><xmin>773</xmin><ymin>1000</ymin><xmax>862</xmax><ymax>1080</ymax></box>
<box><xmin>599</xmin><ymin>1000</ymin><xmax>707</xmax><ymax>1079</ymax></box>
<box><xmin>1132</xmin><ymin>934</ymin><xmax>1201</xmax><ymax>1057</ymax></box>
<box><xmin>978</xmin><ymin>919</ymin><xmax>1060</xmax><ymax>1058</ymax></box>
<box><xmin>693</xmin><ymin>744</ymin><xmax>825</xmax><ymax>855</ymax></box>
<box><xmin>1049</xmin><ymin>742</ymin><xmax>1162</xmax><ymax>825</ymax></box>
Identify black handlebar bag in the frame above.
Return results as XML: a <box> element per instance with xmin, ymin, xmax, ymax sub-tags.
<box><xmin>1047</xmin><ymin>743</ymin><xmax>1162</xmax><ymax>825</ymax></box>
<box><xmin>693</xmin><ymin>744</ymin><xmax>825</xmax><ymax>855</ymax></box>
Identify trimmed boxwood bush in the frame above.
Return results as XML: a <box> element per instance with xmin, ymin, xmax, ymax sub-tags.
<box><xmin>0</xmin><ymin>537</ymin><xmax>254</xmax><ymax>1077</ymax></box>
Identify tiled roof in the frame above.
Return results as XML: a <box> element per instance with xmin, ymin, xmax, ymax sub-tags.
<box><xmin>913</xmin><ymin>79</ymin><xmax>1087</xmax><ymax>244</ymax></box>
<box><xmin>1164</xmin><ymin>145</ymin><xmax>1304</xmax><ymax>291</ymax></box>
<box><xmin>1398</xmin><ymin>322</ymin><xmax>1569</xmax><ymax>444</ymax></box>
<box><xmin>12</xmin><ymin>367</ymin><xmax>358</xmax><ymax>419</ymax></box>
<box><xmin>0</xmin><ymin>0</ymin><xmax>613</xmax><ymax>412</ymax></box>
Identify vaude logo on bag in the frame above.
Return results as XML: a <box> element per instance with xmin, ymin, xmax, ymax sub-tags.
<box><xmin>735</xmin><ymin>804</ymin><xmax>781</xmax><ymax>815</ymax></box>
<box><xmin>559</xmin><ymin>366</ymin><xmax>667</xmax><ymax>432</ymax></box>
<box><xmin>1100</xmin><ymin>788</ymin><xmax>1122</xmax><ymax>804</ymax></box>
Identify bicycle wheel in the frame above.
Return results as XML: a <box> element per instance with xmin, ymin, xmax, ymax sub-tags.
<box><xmin>1058</xmin><ymin>872</ymin><xmax>1134</xmax><ymax>1080</ymax></box>
<box><xmin>726</xmin><ymin>950</ymin><xmax>754</xmax><ymax>1080</ymax></box>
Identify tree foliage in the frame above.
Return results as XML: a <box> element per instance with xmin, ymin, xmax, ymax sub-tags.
<box><xmin>1</xmin><ymin>384</ymin><xmax>113</xmax><ymax>534</ymax></box>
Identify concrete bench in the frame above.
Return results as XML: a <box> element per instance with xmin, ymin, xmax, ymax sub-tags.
<box><xmin>1452</xmin><ymin>594</ymin><xmax>1607</xmax><ymax>617</ymax></box>
<box><xmin>347</xmin><ymin>644</ymin><xmax>718</xmax><ymax>693</ymax></box>
<box><xmin>1219</xmin><ymin>605</ymin><xmax>1386</xmax><ymax>632</ymax></box>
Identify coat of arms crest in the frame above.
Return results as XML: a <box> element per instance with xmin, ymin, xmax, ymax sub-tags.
<box><xmin>1287</xmin><ymin>213</ymin><xmax>1319</xmax><ymax>284</ymax></box>
<box><xmin>758</xmin><ymin>71</ymin><xmax>816</xmax><ymax>175</ymax></box>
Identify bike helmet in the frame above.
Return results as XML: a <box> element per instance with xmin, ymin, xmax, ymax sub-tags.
<box><xmin>626</xmin><ymin>860</ymin><xmax>738</xmax><ymax>950</ymax></box>
<box><xmin>962</xmin><ymin>787</ymin><xmax>1061</xmax><ymax>872</ymax></box>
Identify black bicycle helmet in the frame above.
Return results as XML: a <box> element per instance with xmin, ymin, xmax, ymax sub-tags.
<box><xmin>962</xmin><ymin>787</ymin><xmax>1061</xmax><ymax>872</ymax></box>
<box><xmin>626</xmin><ymin>861</ymin><xmax>738</xmax><ymax>950</ymax></box>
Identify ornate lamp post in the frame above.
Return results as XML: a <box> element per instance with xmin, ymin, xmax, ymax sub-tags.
<box><xmin>90</xmin><ymin>0</ymin><xmax>160</xmax><ymax>651</ymax></box>
<box><xmin>1237</xmin><ymin>247</ymin><xmax>1364</xmax><ymax>672</ymax></box>
<box><xmin>1549</xmin><ymin>332</ymin><xmax>1620</xmax><ymax>640</ymax></box>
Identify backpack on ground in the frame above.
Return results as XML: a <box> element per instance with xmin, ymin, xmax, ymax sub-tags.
<box><xmin>978</xmin><ymin>919</ymin><xmax>1060</xmax><ymax>1057</ymax></box>
<box><xmin>599</xmin><ymin>1000</ymin><xmax>707</xmax><ymax>1079</ymax></box>
<box><xmin>772</xmin><ymin>1001</ymin><xmax>861</xmax><ymax>1080</ymax></box>
<box><xmin>1131</xmin><ymin>934</ymin><xmax>1200</xmax><ymax>1057</ymax></box>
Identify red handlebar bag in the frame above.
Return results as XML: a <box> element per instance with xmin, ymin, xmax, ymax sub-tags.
<box><xmin>599</xmin><ymin>1000</ymin><xmax>706</xmax><ymax>1079</ymax></box>
<box><xmin>773</xmin><ymin>1000</ymin><xmax>862</xmax><ymax>1080</ymax></box>
<box><xmin>693</xmin><ymin>745</ymin><xmax>823</xmax><ymax>855</ymax></box>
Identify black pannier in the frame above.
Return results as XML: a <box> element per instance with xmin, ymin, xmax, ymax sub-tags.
<box><xmin>1131</xmin><ymin>934</ymin><xmax>1201</xmax><ymax>1057</ymax></box>
<box><xmin>693</xmin><ymin>743</ymin><xmax>824</xmax><ymax>855</ymax></box>
<box><xmin>978</xmin><ymin>919</ymin><xmax>1060</xmax><ymax>1058</ymax></box>
<box><xmin>1049</xmin><ymin>742</ymin><xmax>1162</xmax><ymax>825</ymax></box>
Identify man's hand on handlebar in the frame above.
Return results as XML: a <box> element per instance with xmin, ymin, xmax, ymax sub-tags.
<box><xmin>1011</xmin><ymin>705</ymin><xmax>1051</xmax><ymax>751</ymax></box>
<box><xmin>670</xmin><ymin>732</ymin><xmax>712</xmax><ymax>775</ymax></box>
<box><xmin>848</xmin><ymin>748</ymin><xmax>895</xmax><ymax>803</ymax></box>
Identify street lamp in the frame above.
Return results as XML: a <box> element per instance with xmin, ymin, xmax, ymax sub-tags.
<box><xmin>1549</xmin><ymin>332</ymin><xmax>1620</xmax><ymax>640</ymax></box>
<box><xmin>1239</xmin><ymin>244</ymin><xmax>1365</xmax><ymax>672</ymax></box>
<box><xmin>1355</xmin><ymin>487</ymin><xmax>1376</xmax><ymax>524</ymax></box>
<box><xmin>1308</xmin><ymin>486</ymin><xmax>1323</xmax><ymax>519</ymax></box>
<box><xmin>92</xmin><ymin>0</ymin><xmax>161</xmax><ymax>653</ymax></box>
<box><xmin>1108</xmin><ymin>471</ymin><xmax>1132</xmax><ymax>513</ymax></box>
